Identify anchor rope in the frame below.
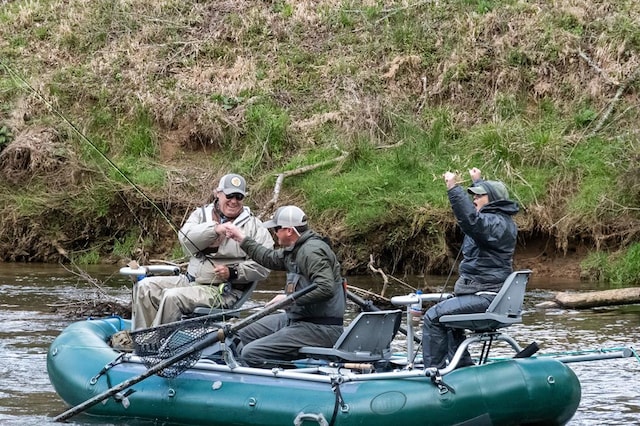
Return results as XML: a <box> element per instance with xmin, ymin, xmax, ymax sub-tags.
<box><xmin>329</xmin><ymin>379</ymin><xmax>347</xmax><ymax>426</ymax></box>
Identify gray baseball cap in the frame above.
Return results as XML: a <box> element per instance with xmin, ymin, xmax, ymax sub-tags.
<box><xmin>217</xmin><ymin>173</ymin><xmax>246</xmax><ymax>196</ymax></box>
<box><xmin>467</xmin><ymin>180</ymin><xmax>509</xmax><ymax>202</ymax></box>
<box><xmin>263</xmin><ymin>205</ymin><xmax>308</xmax><ymax>228</ymax></box>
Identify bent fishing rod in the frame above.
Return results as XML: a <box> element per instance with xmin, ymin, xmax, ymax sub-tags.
<box><xmin>1</xmin><ymin>59</ymin><xmax>221</xmax><ymax>266</ymax></box>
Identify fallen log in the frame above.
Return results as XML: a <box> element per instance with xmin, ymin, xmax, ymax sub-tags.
<box><xmin>546</xmin><ymin>287</ymin><xmax>640</xmax><ymax>309</ymax></box>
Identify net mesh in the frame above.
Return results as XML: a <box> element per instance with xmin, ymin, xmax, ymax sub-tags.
<box><xmin>130</xmin><ymin>322</ymin><xmax>219</xmax><ymax>378</ymax></box>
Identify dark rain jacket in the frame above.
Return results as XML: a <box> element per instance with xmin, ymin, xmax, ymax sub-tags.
<box><xmin>448</xmin><ymin>183</ymin><xmax>519</xmax><ymax>294</ymax></box>
<box><xmin>241</xmin><ymin>230</ymin><xmax>346</xmax><ymax>322</ymax></box>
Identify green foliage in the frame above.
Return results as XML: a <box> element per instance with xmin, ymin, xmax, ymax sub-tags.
<box><xmin>273</xmin><ymin>0</ymin><xmax>294</xmax><ymax>17</ymax></box>
<box><xmin>459</xmin><ymin>0</ymin><xmax>500</xmax><ymax>14</ymax></box>
<box><xmin>609</xmin><ymin>244</ymin><xmax>640</xmax><ymax>286</ymax></box>
<box><xmin>565</xmin><ymin>137</ymin><xmax>627</xmax><ymax>219</ymax></box>
<box><xmin>243</xmin><ymin>101</ymin><xmax>290</xmax><ymax>168</ymax></box>
<box><xmin>70</xmin><ymin>249</ymin><xmax>101</xmax><ymax>265</ymax></box>
<box><xmin>111</xmin><ymin>157</ymin><xmax>167</xmax><ymax>189</ymax></box>
<box><xmin>169</xmin><ymin>244</ymin><xmax>187</xmax><ymax>262</ymax></box>
<box><xmin>119</xmin><ymin>107</ymin><xmax>158</xmax><ymax>158</ymax></box>
<box><xmin>605</xmin><ymin>13</ymin><xmax>640</xmax><ymax>51</ymax></box>
<box><xmin>580</xmin><ymin>251</ymin><xmax>608</xmax><ymax>281</ymax></box>
<box><xmin>67</xmin><ymin>184</ymin><xmax>114</xmax><ymax>218</ymax></box>
<box><xmin>112</xmin><ymin>232</ymin><xmax>153</xmax><ymax>258</ymax></box>
<box><xmin>1</xmin><ymin>0</ymin><xmax>639</xmax><ymax>279</ymax></box>
<box><xmin>112</xmin><ymin>233</ymin><xmax>136</xmax><ymax>258</ymax></box>
<box><xmin>582</xmin><ymin>244</ymin><xmax>640</xmax><ymax>286</ymax></box>
<box><xmin>574</xmin><ymin>105</ymin><xmax>598</xmax><ymax>128</ymax></box>
<box><xmin>0</xmin><ymin>125</ymin><xmax>13</xmax><ymax>150</ymax></box>
<box><xmin>553</xmin><ymin>11</ymin><xmax>584</xmax><ymax>35</ymax></box>
<box><xmin>297</xmin><ymin>121</ymin><xmax>452</xmax><ymax>232</ymax></box>
<box><xmin>211</xmin><ymin>94</ymin><xmax>244</xmax><ymax>111</ymax></box>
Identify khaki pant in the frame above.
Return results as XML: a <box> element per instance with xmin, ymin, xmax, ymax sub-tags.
<box><xmin>131</xmin><ymin>275</ymin><xmax>241</xmax><ymax>330</ymax></box>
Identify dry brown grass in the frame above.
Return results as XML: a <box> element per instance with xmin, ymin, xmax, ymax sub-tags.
<box><xmin>1</xmin><ymin>1</ymin><xmax>639</xmax><ymax>275</ymax></box>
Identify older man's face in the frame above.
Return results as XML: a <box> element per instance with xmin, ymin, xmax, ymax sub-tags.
<box><xmin>217</xmin><ymin>191</ymin><xmax>244</xmax><ymax>219</ymax></box>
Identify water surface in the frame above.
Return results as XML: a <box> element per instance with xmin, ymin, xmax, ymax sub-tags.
<box><xmin>1</xmin><ymin>263</ymin><xmax>638</xmax><ymax>425</ymax></box>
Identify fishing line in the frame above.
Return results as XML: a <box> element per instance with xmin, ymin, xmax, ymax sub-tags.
<box><xmin>407</xmin><ymin>245</ymin><xmax>463</xmax><ymax>367</ymax></box>
<box><xmin>438</xmin><ymin>245</ymin><xmax>462</xmax><ymax>301</ymax></box>
<box><xmin>0</xmin><ymin>59</ymin><xmax>226</xmax><ymax>268</ymax></box>
<box><xmin>0</xmin><ymin>59</ymin><xmax>183</xmax><ymax>239</ymax></box>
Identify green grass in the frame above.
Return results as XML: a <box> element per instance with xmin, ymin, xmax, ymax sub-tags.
<box><xmin>582</xmin><ymin>243</ymin><xmax>640</xmax><ymax>287</ymax></box>
<box><xmin>1</xmin><ymin>0</ymin><xmax>640</xmax><ymax>282</ymax></box>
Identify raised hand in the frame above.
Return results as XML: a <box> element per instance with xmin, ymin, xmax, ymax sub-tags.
<box><xmin>443</xmin><ymin>171</ymin><xmax>457</xmax><ymax>190</ymax></box>
<box><xmin>469</xmin><ymin>167</ymin><xmax>482</xmax><ymax>182</ymax></box>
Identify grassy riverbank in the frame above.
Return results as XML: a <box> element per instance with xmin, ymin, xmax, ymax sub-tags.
<box><xmin>1</xmin><ymin>1</ymin><xmax>639</xmax><ymax>284</ymax></box>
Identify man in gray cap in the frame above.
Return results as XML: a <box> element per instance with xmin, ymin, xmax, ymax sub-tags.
<box><xmin>129</xmin><ymin>173</ymin><xmax>274</xmax><ymax>331</ymax></box>
<box><xmin>421</xmin><ymin>167</ymin><xmax>519</xmax><ymax>369</ymax></box>
<box><xmin>221</xmin><ymin>205</ymin><xmax>346</xmax><ymax>368</ymax></box>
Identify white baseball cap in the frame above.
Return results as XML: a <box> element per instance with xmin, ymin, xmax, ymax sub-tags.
<box><xmin>263</xmin><ymin>205</ymin><xmax>308</xmax><ymax>228</ymax></box>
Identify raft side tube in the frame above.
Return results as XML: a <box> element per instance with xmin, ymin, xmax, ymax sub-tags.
<box><xmin>47</xmin><ymin>318</ymin><xmax>581</xmax><ymax>426</ymax></box>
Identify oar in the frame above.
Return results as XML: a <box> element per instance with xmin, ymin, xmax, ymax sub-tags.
<box><xmin>53</xmin><ymin>284</ymin><xmax>317</xmax><ymax>423</ymax></box>
<box><xmin>130</xmin><ymin>303</ymin><xmax>265</xmax><ymax>337</ymax></box>
<box><xmin>346</xmin><ymin>289</ymin><xmax>421</xmax><ymax>344</ymax></box>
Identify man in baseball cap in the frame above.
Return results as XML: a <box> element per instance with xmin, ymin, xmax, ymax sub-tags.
<box><xmin>128</xmin><ymin>172</ymin><xmax>273</xmax><ymax>333</ymax></box>
<box><xmin>420</xmin><ymin>167</ymin><xmax>519</xmax><ymax>370</ymax></box>
<box><xmin>221</xmin><ymin>205</ymin><xmax>345</xmax><ymax>368</ymax></box>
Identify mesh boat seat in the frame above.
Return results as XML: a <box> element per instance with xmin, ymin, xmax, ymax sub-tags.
<box><xmin>298</xmin><ymin>310</ymin><xmax>402</xmax><ymax>363</ymax></box>
<box><xmin>438</xmin><ymin>270</ymin><xmax>532</xmax><ymax>371</ymax></box>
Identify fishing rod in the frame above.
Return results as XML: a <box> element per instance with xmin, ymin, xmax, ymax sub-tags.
<box><xmin>0</xmin><ymin>59</ymin><xmax>219</xmax><ymax>264</ymax></box>
<box><xmin>0</xmin><ymin>59</ymin><xmax>184</xmax><ymax>240</ymax></box>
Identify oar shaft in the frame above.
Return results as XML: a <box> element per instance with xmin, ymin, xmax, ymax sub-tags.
<box><xmin>557</xmin><ymin>348</ymin><xmax>634</xmax><ymax>363</ymax></box>
<box><xmin>53</xmin><ymin>329</ymin><xmax>222</xmax><ymax>422</ymax></box>
<box><xmin>53</xmin><ymin>284</ymin><xmax>317</xmax><ymax>422</ymax></box>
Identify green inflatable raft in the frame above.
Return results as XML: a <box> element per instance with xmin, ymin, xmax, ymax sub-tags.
<box><xmin>47</xmin><ymin>317</ymin><xmax>581</xmax><ymax>425</ymax></box>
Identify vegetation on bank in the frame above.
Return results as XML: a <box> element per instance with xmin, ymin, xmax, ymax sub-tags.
<box><xmin>0</xmin><ymin>1</ymin><xmax>639</xmax><ymax>284</ymax></box>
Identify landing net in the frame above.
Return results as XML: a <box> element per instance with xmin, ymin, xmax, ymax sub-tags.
<box><xmin>130</xmin><ymin>322</ymin><xmax>218</xmax><ymax>378</ymax></box>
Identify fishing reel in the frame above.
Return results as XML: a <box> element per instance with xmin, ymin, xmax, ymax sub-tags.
<box><xmin>218</xmin><ymin>282</ymin><xmax>232</xmax><ymax>294</ymax></box>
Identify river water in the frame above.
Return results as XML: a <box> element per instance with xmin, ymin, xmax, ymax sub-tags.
<box><xmin>1</xmin><ymin>263</ymin><xmax>638</xmax><ymax>425</ymax></box>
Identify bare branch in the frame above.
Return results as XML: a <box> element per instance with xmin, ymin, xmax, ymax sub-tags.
<box><xmin>578</xmin><ymin>49</ymin><xmax>619</xmax><ymax>85</ymax></box>
<box><xmin>368</xmin><ymin>254</ymin><xmax>389</xmax><ymax>297</ymax></box>
<box><xmin>259</xmin><ymin>151</ymin><xmax>348</xmax><ymax>219</ymax></box>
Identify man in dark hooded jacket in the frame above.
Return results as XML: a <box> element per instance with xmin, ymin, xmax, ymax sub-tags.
<box><xmin>421</xmin><ymin>167</ymin><xmax>519</xmax><ymax>369</ymax></box>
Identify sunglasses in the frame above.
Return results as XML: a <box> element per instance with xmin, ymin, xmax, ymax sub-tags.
<box><xmin>226</xmin><ymin>193</ymin><xmax>245</xmax><ymax>201</ymax></box>
<box><xmin>273</xmin><ymin>226</ymin><xmax>282</xmax><ymax>232</ymax></box>
<box><xmin>472</xmin><ymin>193</ymin><xmax>487</xmax><ymax>199</ymax></box>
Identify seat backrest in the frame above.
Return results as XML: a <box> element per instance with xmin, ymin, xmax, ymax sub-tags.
<box><xmin>439</xmin><ymin>269</ymin><xmax>532</xmax><ymax>333</ymax></box>
<box><xmin>484</xmin><ymin>270</ymin><xmax>531</xmax><ymax>318</ymax></box>
<box><xmin>333</xmin><ymin>309</ymin><xmax>402</xmax><ymax>354</ymax></box>
<box><xmin>297</xmin><ymin>309</ymin><xmax>402</xmax><ymax>362</ymax></box>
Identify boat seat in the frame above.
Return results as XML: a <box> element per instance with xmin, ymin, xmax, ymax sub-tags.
<box><xmin>183</xmin><ymin>281</ymin><xmax>259</xmax><ymax>320</ymax></box>
<box><xmin>438</xmin><ymin>270</ymin><xmax>532</xmax><ymax>372</ymax></box>
<box><xmin>298</xmin><ymin>309</ymin><xmax>402</xmax><ymax>363</ymax></box>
